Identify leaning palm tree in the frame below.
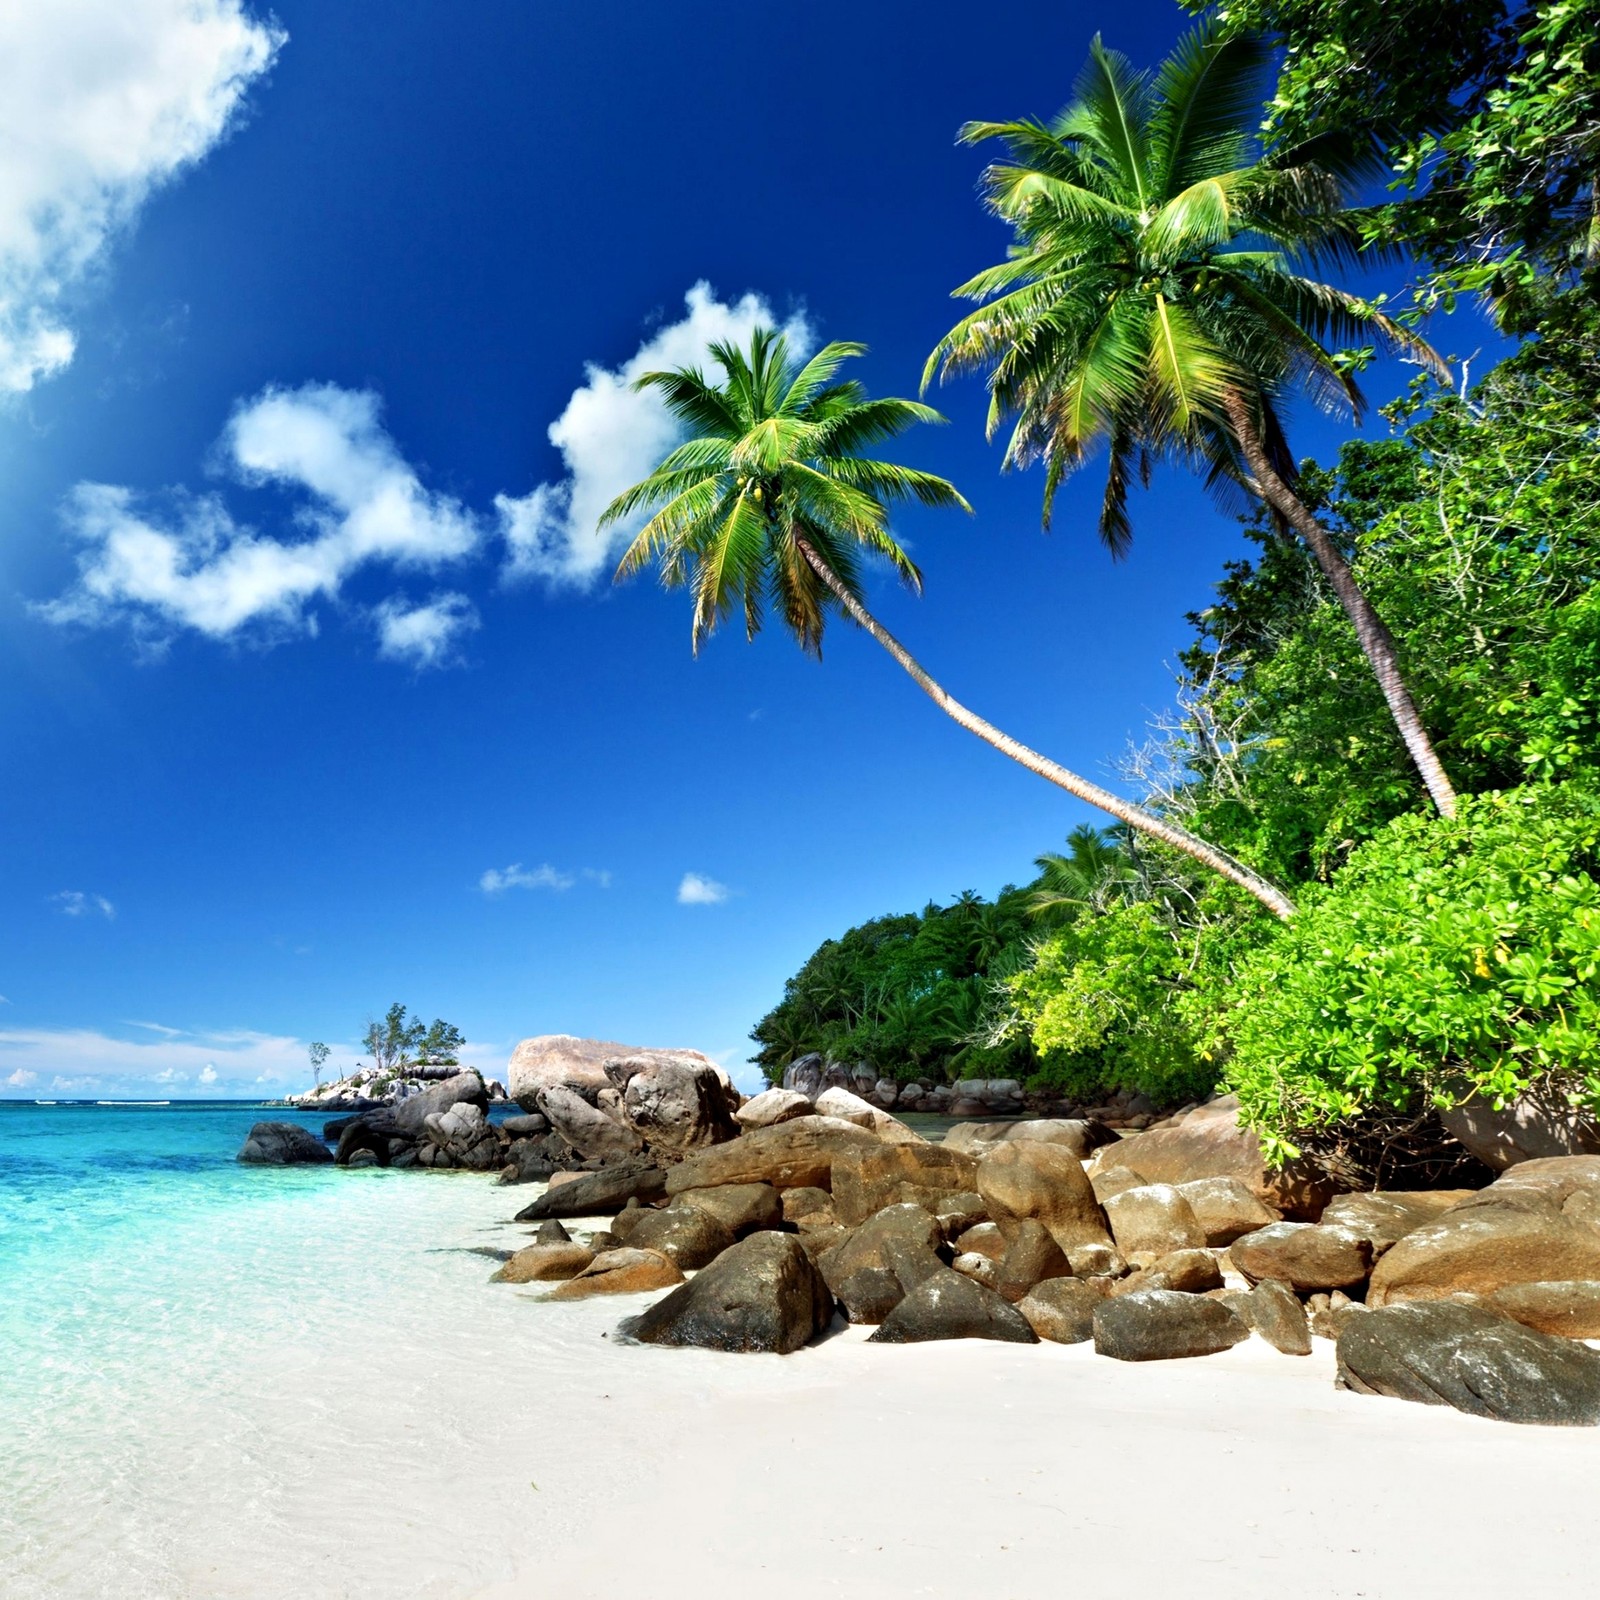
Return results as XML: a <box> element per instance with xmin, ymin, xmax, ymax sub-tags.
<box><xmin>602</xmin><ymin>328</ymin><xmax>1296</xmax><ymax>918</ymax></box>
<box><xmin>926</xmin><ymin>25</ymin><xmax>1459</xmax><ymax>818</ymax></box>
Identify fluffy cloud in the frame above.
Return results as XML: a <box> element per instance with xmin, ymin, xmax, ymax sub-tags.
<box><xmin>677</xmin><ymin>871</ymin><xmax>731</xmax><ymax>906</ymax></box>
<box><xmin>0</xmin><ymin>0</ymin><xmax>282</xmax><ymax>393</ymax></box>
<box><xmin>53</xmin><ymin>890</ymin><xmax>116</xmax><ymax>919</ymax></box>
<box><xmin>5</xmin><ymin>1068</ymin><xmax>37</xmax><ymax>1088</ymax></box>
<box><xmin>479</xmin><ymin>863</ymin><xmax>575</xmax><ymax>894</ymax></box>
<box><xmin>41</xmin><ymin>383</ymin><xmax>481</xmax><ymax>653</ymax></box>
<box><xmin>374</xmin><ymin>592</ymin><xmax>479</xmax><ymax>669</ymax></box>
<box><xmin>497</xmin><ymin>282</ymin><xmax>812</xmax><ymax>588</ymax></box>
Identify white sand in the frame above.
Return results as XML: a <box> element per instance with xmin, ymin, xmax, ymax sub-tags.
<box><xmin>11</xmin><ymin>1172</ymin><xmax>1599</xmax><ymax>1600</ymax></box>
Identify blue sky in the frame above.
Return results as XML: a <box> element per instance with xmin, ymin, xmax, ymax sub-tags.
<box><xmin>0</xmin><ymin>0</ymin><xmax>1493</xmax><ymax>1097</ymax></box>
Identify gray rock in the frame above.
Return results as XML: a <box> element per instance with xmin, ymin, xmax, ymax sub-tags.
<box><xmin>734</xmin><ymin>1088</ymin><xmax>813</xmax><ymax>1130</ymax></box>
<box><xmin>1229</xmin><ymin>1222</ymin><xmax>1374</xmax><ymax>1291</ymax></box>
<box><xmin>837</xmin><ymin>1266</ymin><xmax>907</xmax><ymax>1324</ymax></box>
<box><xmin>608</xmin><ymin>1050</ymin><xmax>740</xmax><ymax>1151</ymax></box>
<box><xmin>1225</xmin><ymin>1279</ymin><xmax>1312</xmax><ymax>1355</ymax></box>
<box><xmin>1103</xmin><ymin>1185</ymin><xmax>1207</xmax><ymax>1260</ymax></box>
<box><xmin>1172</xmin><ymin>1176</ymin><xmax>1280</xmax><ymax>1247</ymax></box>
<box><xmin>1319</xmin><ymin>1190</ymin><xmax>1479</xmax><ymax>1254</ymax></box>
<box><xmin>1019</xmin><ymin>1278</ymin><xmax>1108</xmax><ymax>1344</ymax></box>
<box><xmin>1337</xmin><ymin>1301</ymin><xmax>1600</xmax><ymax>1423</ymax></box>
<box><xmin>944</xmin><ymin>1119</ymin><xmax>1114</xmax><ymax>1160</ymax></box>
<box><xmin>534</xmin><ymin>1219</ymin><xmax>572</xmax><ymax>1245</ymax></box>
<box><xmin>236</xmin><ymin>1121</ymin><xmax>333</xmax><ymax>1165</ymax></box>
<box><xmin>869</xmin><ymin>1267</ymin><xmax>1039</xmax><ymax>1345</ymax></box>
<box><xmin>626</xmin><ymin>1205</ymin><xmax>737</xmax><ymax>1270</ymax></box>
<box><xmin>818</xmin><ymin>1203</ymin><xmax>945</xmax><ymax>1300</ymax></box>
<box><xmin>1440</xmin><ymin>1095</ymin><xmax>1600</xmax><ymax>1172</ymax></box>
<box><xmin>1121</xmin><ymin>1248</ymin><xmax>1222</xmax><ymax>1296</ymax></box>
<box><xmin>619</xmin><ymin>1231</ymin><xmax>834</xmax><ymax>1353</ymax></box>
<box><xmin>664</xmin><ymin>1116</ymin><xmax>878</xmax><ymax>1195</ymax></box>
<box><xmin>391</xmin><ymin>1071</ymin><xmax>489</xmax><ymax>1138</ymax></box>
<box><xmin>512</xmin><ymin>1162</ymin><xmax>668</xmax><ymax>1220</ymax></box>
<box><xmin>674</xmin><ymin>1182</ymin><xmax>784</xmax><ymax>1237</ymax></box>
<box><xmin>1092</xmin><ymin>1289</ymin><xmax>1250</xmax><ymax>1361</ymax></box>
<box><xmin>536</xmin><ymin>1083</ymin><xmax>643</xmax><ymax>1162</ymax></box>
<box><xmin>993</xmin><ymin>1219</ymin><xmax>1074</xmax><ymax>1303</ymax></box>
<box><xmin>501</xmin><ymin>1112</ymin><xmax>550</xmax><ymax>1137</ymax></box>
<box><xmin>781</xmin><ymin>1053</ymin><xmax>826</xmax><ymax>1099</ymax></box>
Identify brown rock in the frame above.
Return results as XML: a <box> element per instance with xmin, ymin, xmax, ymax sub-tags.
<box><xmin>932</xmin><ymin>1192</ymin><xmax>989</xmax><ymax>1238</ymax></box>
<box><xmin>1439</xmin><ymin>1096</ymin><xmax>1600</xmax><ymax>1172</ymax></box>
<box><xmin>795</xmin><ymin>1224</ymin><xmax>849</xmax><ymax>1262</ymax></box>
<box><xmin>734</xmin><ymin>1088</ymin><xmax>813</xmax><ymax>1130</ymax></box>
<box><xmin>1090</xmin><ymin>1165</ymin><xmax>1149</xmax><ymax>1207</ymax></box>
<box><xmin>674</xmin><ymin>1182</ymin><xmax>783</xmax><ymax>1237</ymax></box>
<box><xmin>512</xmin><ymin>1162</ymin><xmax>668</xmax><ymax>1220</ymax></box>
<box><xmin>490</xmin><ymin>1242</ymin><xmax>595</xmax><ymax>1284</ymax></box>
<box><xmin>544</xmin><ymin>1248</ymin><xmax>685</xmax><ymax>1299</ymax></box>
<box><xmin>837</xmin><ymin>1266</ymin><xmax>906</xmax><ymax>1324</ymax></box>
<box><xmin>780</xmin><ymin>1186</ymin><xmax>835</xmax><ymax>1224</ymax></box>
<box><xmin>1487</xmin><ymin>1281</ymin><xmax>1600</xmax><ymax>1339</ymax></box>
<box><xmin>1172</xmin><ymin>1177</ymin><xmax>1280</xmax><ymax>1247</ymax></box>
<box><xmin>1102</xmin><ymin>1185</ymin><xmax>1206</xmax><ymax>1260</ymax></box>
<box><xmin>1019</xmin><ymin>1277</ymin><xmax>1110</xmax><ymax>1344</ymax></box>
<box><xmin>943</xmin><ymin>1119</ymin><xmax>1114</xmax><ymax>1160</ymax></box>
<box><xmin>994</xmin><ymin>1219</ymin><xmax>1075</xmax><ymax>1303</ymax></box>
<box><xmin>831</xmin><ymin>1143</ymin><xmax>978</xmax><ymax>1228</ymax></box>
<box><xmin>1136</xmin><ymin>1248</ymin><xmax>1223</xmax><ymax>1295</ymax></box>
<box><xmin>663</xmin><ymin>1116</ymin><xmax>878</xmax><ymax>1196</ymax></box>
<box><xmin>1093</xmin><ymin>1094</ymin><xmax>1338</xmax><ymax>1219</ymax></box>
<box><xmin>952</xmin><ymin>1221</ymin><xmax>1008</xmax><ymax>1263</ymax></box>
<box><xmin>1229</xmin><ymin>1222</ymin><xmax>1373</xmax><ymax>1292</ymax></box>
<box><xmin>977</xmin><ymin>1141</ymin><xmax>1112</xmax><ymax>1255</ymax></box>
<box><xmin>952</xmin><ymin>1253</ymin><xmax>1002</xmax><ymax>1291</ymax></box>
<box><xmin>1223</xmin><ymin>1280</ymin><xmax>1312</xmax><ymax>1355</ymax></box>
<box><xmin>1492</xmin><ymin>1154</ymin><xmax>1600</xmax><ymax>1206</ymax></box>
<box><xmin>817</xmin><ymin>1203</ymin><xmax>944</xmax><ymax>1300</ymax></box>
<box><xmin>1319</xmin><ymin>1190</ymin><xmax>1480</xmax><ymax>1255</ymax></box>
<box><xmin>625</xmin><ymin>1206</ymin><xmax>737</xmax><ymax>1269</ymax></box>
<box><xmin>1093</xmin><ymin>1289</ymin><xmax>1250</xmax><ymax>1361</ymax></box>
<box><xmin>609</xmin><ymin>1051</ymin><xmax>741</xmax><ymax>1151</ymax></box>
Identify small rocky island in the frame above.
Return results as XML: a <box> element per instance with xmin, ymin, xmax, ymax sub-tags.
<box><xmin>238</xmin><ymin>1034</ymin><xmax>1600</xmax><ymax>1429</ymax></box>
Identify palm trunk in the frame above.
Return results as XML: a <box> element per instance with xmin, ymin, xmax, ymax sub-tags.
<box><xmin>792</xmin><ymin>533</ymin><xmax>1297</xmax><ymax>920</ymax></box>
<box><xmin>1223</xmin><ymin>392</ymin><xmax>1458</xmax><ymax>819</ymax></box>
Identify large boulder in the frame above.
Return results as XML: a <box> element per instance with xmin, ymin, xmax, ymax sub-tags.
<box><xmin>1092</xmin><ymin>1094</ymin><xmax>1338</xmax><ymax>1219</ymax></box>
<box><xmin>1103</xmin><ymin>1184</ymin><xmax>1206</xmax><ymax>1260</ymax></box>
<box><xmin>831</xmin><ymin>1142</ymin><xmax>979</xmax><ymax>1227</ymax></box>
<box><xmin>1018</xmin><ymin>1278</ymin><xmax>1110</xmax><ymax>1344</ymax></box>
<box><xmin>507</xmin><ymin>1035</ymin><xmax>628</xmax><ymax>1108</ymax></box>
<box><xmin>1171</xmin><ymin>1177</ymin><xmax>1280</xmax><ymax>1247</ymax></box>
<box><xmin>664</xmin><ymin>1116</ymin><xmax>878</xmax><ymax>1195</ymax></box>
<box><xmin>625</xmin><ymin>1206</ymin><xmax>737</xmax><ymax>1270</ymax></box>
<box><xmin>993</xmin><ymin>1219</ymin><xmax>1074</xmax><ymax>1303</ymax></box>
<box><xmin>545</xmin><ymin>1248</ymin><xmax>685</xmax><ymax>1300</ymax></box>
<box><xmin>673</xmin><ymin>1183</ymin><xmax>784</xmax><ymax>1237</ymax></box>
<box><xmin>1092</xmin><ymin>1289</ymin><xmax>1250</xmax><ymax>1362</ymax></box>
<box><xmin>606</xmin><ymin>1051</ymin><xmax>740</xmax><ymax>1151</ymax></box>
<box><xmin>619</xmin><ymin>1232</ymin><xmax>834</xmax><ymax>1354</ymax></box>
<box><xmin>512</xmin><ymin>1161</ymin><xmax>668</xmax><ymax>1220</ymax></box>
<box><xmin>944</xmin><ymin>1119</ymin><xmax>1115</xmax><ymax>1160</ymax></box>
<box><xmin>781</xmin><ymin>1053</ymin><xmax>826</xmax><ymax>1098</ymax></box>
<box><xmin>490</xmin><ymin>1242</ymin><xmax>595</xmax><ymax>1284</ymax></box>
<box><xmin>734</xmin><ymin>1088</ymin><xmax>812</xmax><ymax>1130</ymax></box>
<box><xmin>868</xmin><ymin>1267</ymin><xmax>1038</xmax><ymax>1345</ymax></box>
<box><xmin>237</xmin><ymin>1121</ymin><xmax>333</xmax><ymax>1165</ymax></box>
<box><xmin>391</xmin><ymin>1071</ymin><xmax>489</xmax><ymax>1138</ymax></box>
<box><xmin>1229</xmin><ymin>1222</ymin><xmax>1374</xmax><ymax>1292</ymax></box>
<box><xmin>1486</xmin><ymin>1281</ymin><xmax>1600</xmax><ymax>1339</ymax></box>
<box><xmin>976</xmin><ymin>1141</ymin><xmax>1112</xmax><ymax>1255</ymax></box>
<box><xmin>1319</xmin><ymin>1190</ymin><xmax>1479</xmax><ymax>1255</ymax></box>
<box><xmin>536</xmin><ymin>1083</ymin><xmax>643</xmax><ymax>1161</ymax></box>
<box><xmin>1367</xmin><ymin>1181</ymin><xmax>1600</xmax><ymax>1306</ymax></box>
<box><xmin>1336</xmin><ymin>1301</ymin><xmax>1600</xmax><ymax>1424</ymax></box>
<box><xmin>817</xmin><ymin>1203</ymin><xmax>945</xmax><ymax>1303</ymax></box>
<box><xmin>1439</xmin><ymin>1094</ymin><xmax>1600</xmax><ymax>1172</ymax></box>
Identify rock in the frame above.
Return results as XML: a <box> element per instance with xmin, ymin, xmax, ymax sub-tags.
<box><xmin>952</xmin><ymin>1253</ymin><xmax>1002</xmax><ymax>1290</ymax></box>
<box><xmin>512</xmin><ymin>1162</ymin><xmax>668</xmax><ymax>1220</ymax></box>
<box><xmin>780</xmin><ymin>1186</ymin><xmax>835</xmax><ymax>1224</ymax></box>
<box><xmin>423</xmin><ymin>1101</ymin><xmax>506</xmax><ymax>1171</ymax></box>
<box><xmin>346</xmin><ymin>1147</ymin><xmax>379</xmax><ymax>1168</ymax></box>
<box><xmin>734</xmin><ymin>1088</ymin><xmax>813</xmax><ymax>1130</ymax></box>
<box><xmin>932</xmin><ymin>1192</ymin><xmax>988</xmax><ymax>1237</ymax></box>
<box><xmin>944</xmin><ymin>1119</ymin><xmax>1115</xmax><ymax>1160</ymax></box>
<box><xmin>831</xmin><ymin>1143</ymin><xmax>979</xmax><ymax>1227</ymax></box>
<box><xmin>1367</xmin><ymin>1192</ymin><xmax>1600</xmax><ymax>1306</ymax></box>
<box><xmin>1102</xmin><ymin>1185</ymin><xmax>1206</xmax><ymax>1260</ymax></box>
<box><xmin>1172</xmin><ymin>1177</ymin><xmax>1280</xmax><ymax>1247</ymax></box>
<box><xmin>1019</xmin><ymin>1277</ymin><xmax>1110</xmax><ymax>1344</ymax></box>
<box><xmin>1089</xmin><ymin>1165</ymin><xmax>1149</xmax><ymax>1206</ymax></box>
<box><xmin>976</xmin><ymin>1142</ymin><xmax>1112</xmax><ymax>1255</ymax></box>
<box><xmin>1093</xmin><ymin>1094</ymin><xmax>1337</xmax><ymax>1220</ymax></box>
<box><xmin>872</xmin><ymin>1079</ymin><xmax>899</xmax><ymax>1109</ymax></box>
<box><xmin>619</xmin><ymin>1232</ymin><xmax>834</xmax><ymax>1353</ymax></box>
<box><xmin>626</xmin><ymin>1206</ymin><xmax>737</xmax><ymax>1270</ymax></box>
<box><xmin>544</xmin><ymin>1248</ymin><xmax>685</xmax><ymax>1300</ymax></box>
<box><xmin>869</xmin><ymin>1268</ymin><xmax>1039</xmax><ymax>1345</ymax></box>
<box><xmin>534</xmin><ymin>1219</ymin><xmax>572</xmax><ymax>1245</ymax></box>
<box><xmin>607</xmin><ymin>1050</ymin><xmax>740</xmax><ymax>1151</ymax></box>
<box><xmin>1066</xmin><ymin>1242</ymin><xmax>1128</xmax><ymax>1279</ymax></box>
<box><xmin>1129</xmin><ymin>1248</ymin><xmax>1223</xmax><ymax>1295</ymax></box>
<box><xmin>839</xmin><ymin>1266</ymin><xmax>912</xmax><ymax>1324</ymax></box>
<box><xmin>507</xmin><ymin>1034</ymin><xmax>633</xmax><ymax>1109</ymax></box>
<box><xmin>813</xmin><ymin>1087</ymin><xmax>925</xmax><ymax>1144</ymax></box>
<box><xmin>236</xmin><ymin>1121</ymin><xmax>333</xmax><ymax>1165</ymax></box>
<box><xmin>1336</xmin><ymin>1301</ymin><xmax>1600</xmax><ymax>1424</ymax></box>
<box><xmin>781</xmin><ymin>1053</ymin><xmax>826</xmax><ymax>1098</ymax></box>
<box><xmin>1092</xmin><ymin>1289</ymin><xmax>1250</xmax><ymax>1361</ymax></box>
<box><xmin>1486</xmin><ymin>1281</ymin><xmax>1600</xmax><ymax>1339</ymax></box>
<box><xmin>993</xmin><ymin>1219</ymin><xmax>1074</xmax><ymax>1303</ymax></box>
<box><xmin>1225</xmin><ymin>1280</ymin><xmax>1312</xmax><ymax>1355</ymax></box>
<box><xmin>501</xmin><ymin>1113</ymin><xmax>550</xmax><ymax>1137</ymax></box>
<box><xmin>664</xmin><ymin>1116</ymin><xmax>878</xmax><ymax>1195</ymax></box>
<box><xmin>391</xmin><ymin>1071</ymin><xmax>489</xmax><ymax>1138</ymax></box>
<box><xmin>953</xmin><ymin>1222</ymin><xmax>1008</xmax><ymax>1263</ymax></box>
<box><xmin>817</xmin><ymin>1203</ymin><xmax>945</xmax><ymax>1301</ymax></box>
<box><xmin>533</xmin><ymin>1083</ymin><xmax>642</xmax><ymax>1161</ymax></box>
<box><xmin>795</xmin><ymin>1224</ymin><xmax>849</xmax><ymax>1263</ymax></box>
<box><xmin>1319</xmin><ymin>1190</ymin><xmax>1479</xmax><ymax>1255</ymax></box>
<box><xmin>1490</xmin><ymin>1153</ymin><xmax>1600</xmax><ymax>1206</ymax></box>
<box><xmin>1439</xmin><ymin>1095</ymin><xmax>1600</xmax><ymax>1172</ymax></box>
<box><xmin>1307</xmin><ymin>1291</ymin><xmax>1368</xmax><ymax>1341</ymax></box>
<box><xmin>1229</xmin><ymin>1222</ymin><xmax>1373</xmax><ymax>1292</ymax></box>
<box><xmin>332</xmin><ymin>1116</ymin><xmax>394</xmax><ymax>1166</ymax></box>
<box><xmin>674</xmin><ymin>1182</ymin><xmax>784</xmax><ymax>1237</ymax></box>
<box><xmin>491</xmin><ymin>1242</ymin><xmax>595</xmax><ymax>1283</ymax></box>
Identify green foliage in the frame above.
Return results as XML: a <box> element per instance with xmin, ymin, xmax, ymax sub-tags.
<box><xmin>362</xmin><ymin>1004</ymin><xmax>464</xmax><ymax>1076</ymax></box>
<box><xmin>308</xmin><ymin>1040</ymin><xmax>330</xmax><ymax>1086</ymax></box>
<box><xmin>1213</xmin><ymin>789</ymin><xmax>1600</xmax><ymax>1161</ymax></box>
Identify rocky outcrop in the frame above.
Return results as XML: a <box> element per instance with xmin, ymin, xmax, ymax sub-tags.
<box><xmin>619</xmin><ymin>1232</ymin><xmax>834</xmax><ymax>1353</ymax></box>
<box><xmin>1336</xmin><ymin>1301</ymin><xmax>1600</xmax><ymax>1424</ymax></box>
<box><xmin>236</xmin><ymin>1121</ymin><xmax>333</xmax><ymax>1165</ymax></box>
<box><xmin>1092</xmin><ymin>1289</ymin><xmax>1250</xmax><ymax>1362</ymax></box>
<box><xmin>664</xmin><ymin>1116</ymin><xmax>878</xmax><ymax>1195</ymax></box>
<box><xmin>977</xmin><ymin>1141</ymin><xmax>1112</xmax><ymax>1255</ymax></box>
<box><xmin>830</xmin><ymin>1143</ymin><xmax>978</xmax><ymax>1227</ymax></box>
<box><xmin>869</xmin><ymin>1268</ymin><xmax>1038</xmax><ymax>1345</ymax></box>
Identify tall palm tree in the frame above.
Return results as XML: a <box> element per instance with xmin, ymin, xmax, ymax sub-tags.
<box><xmin>602</xmin><ymin>328</ymin><xmax>1297</xmax><ymax>918</ymax></box>
<box><xmin>1027</xmin><ymin>823</ymin><xmax>1138</xmax><ymax>923</ymax></box>
<box><xmin>926</xmin><ymin>25</ymin><xmax>1459</xmax><ymax>818</ymax></box>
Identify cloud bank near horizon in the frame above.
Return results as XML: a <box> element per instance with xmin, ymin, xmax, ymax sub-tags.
<box><xmin>0</xmin><ymin>0</ymin><xmax>282</xmax><ymax>394</ymax></box>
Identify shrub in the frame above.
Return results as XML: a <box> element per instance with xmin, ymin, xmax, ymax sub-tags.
<box><xmin>1215</xmin><ymin>787</ymin><xmax>1600</xmax><ymax>1162</ymax></box>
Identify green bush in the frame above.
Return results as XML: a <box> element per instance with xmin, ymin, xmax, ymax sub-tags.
<box><xmin>1214</xmin><ymin>788</ymin><xmax>1600</xmax><ymax>1161</ymax></box>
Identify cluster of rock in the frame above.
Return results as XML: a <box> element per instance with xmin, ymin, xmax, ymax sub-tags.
<box><xmin>494</xmin><ymin>1088</ymin><xmax>1600</xmax><ymax>1426</ymax></box>
<box><xmin>780</xmin><ymin>1054</ymin><xmax>1161</xmax><ymax>1129</ymax></box>
<box><xmin>285</xmin><ymin>1064</ymin><xmax>510</xmax><ymax>1115</ymax></box>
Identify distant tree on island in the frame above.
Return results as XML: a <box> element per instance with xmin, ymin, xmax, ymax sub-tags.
<box><xmin>308</xmin><ymin>1040</ymin><xmax>330</xmax><ymax>1087</ymax></box>
<box><xmin>361</xmin><ymin>1003</ymin><xmax>465</xmax><ymax>1079</ymax></box>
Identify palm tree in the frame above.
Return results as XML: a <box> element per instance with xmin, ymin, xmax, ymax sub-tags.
<box><xmin>1027</xmin><ymin>823</ymin><xmax>1138</xmax><ymax>923</ymax></box>
<box><xmin>926</xmin><ymin>25</ymin><xmax>1459</xmax><ymax>818</ymax></box>
<box><xmin>602</xmin><ymin>328</ymin><xmax>1296</xmax><ymax>918</ymax></box>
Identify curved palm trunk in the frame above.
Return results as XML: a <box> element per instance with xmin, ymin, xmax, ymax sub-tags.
<box><xmin>1223</xmin><ymin>392</ymin><xmax>1458</xmax><ymax>819</ymax></box>
<box><xmin>792</xmin><ymin>533</ymin><xmax>1297</xmax><ymax>920</ymax></box>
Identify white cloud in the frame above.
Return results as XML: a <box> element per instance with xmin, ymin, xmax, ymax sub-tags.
<box><xmin>0</xmin><ymin>0</ymin><xmax>283</xmax><ymax>393</ymax></box>
<box><xmin>479</xmin><ymin>863</ymin><xmax>576</xmax><ymax>894</ymax></box>
<box><xmin>374</xmin><ymin>591</ymin><xmax>479</xmax><ymax>669</ymax></box>
<box><xmin>40</xmin><ymin>383</ymin><xmax>481</xmax><ymax>653</ymax></box>
<box><xmin>198</xmin><ymin>1063</ymin><xmax>218</xmax><ymax>1085</ymax></box>
<box><xmin>53</xmin><ymin>890</ymin><xmax>116</xmax><ymax>919</ymax></box>
<box><xmin>5</xmin><ymin>1068</ymin><xmax>37</xmax><ymax>1088</ymax></box>
<box><xmin>678</xmin><ymin>871</ymin><xmax>731</xmax><ymax>906</ymax></box>
<box><xmin>496</xmin><ymin>282</ymin><xmax>812</xmax><ymax>589</ymax></box>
